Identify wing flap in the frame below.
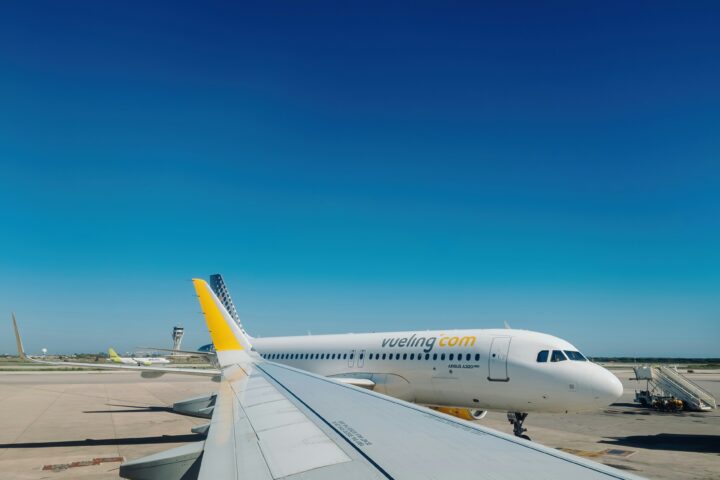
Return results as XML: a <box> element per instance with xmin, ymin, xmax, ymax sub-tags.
<box><xmin>258</xmin><ymin>421</ymin><xmax>351</xmax><ymax>479</ymax></box>
<box><xmin>332</xmin><ymin>377</ymin><xmax>376</xmax><ymax>389</ymax></box>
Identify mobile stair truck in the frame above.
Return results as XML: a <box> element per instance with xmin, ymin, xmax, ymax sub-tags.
<box><xmin>634</xmin><ymin>365</ymin><xmax>717</xmax><ymax>412</ymax></box>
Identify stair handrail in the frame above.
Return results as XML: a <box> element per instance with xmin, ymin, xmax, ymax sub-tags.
<box><xmin>658</xmin><ymin>366</ymin><xmax>716</xmax><ymax>405</ymax></box>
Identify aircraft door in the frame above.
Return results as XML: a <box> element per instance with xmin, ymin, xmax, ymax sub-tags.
<box><xmin>358</xmin><ymin>349</ymin><xmax>366</xmax><ymax>368</ymax></box>
<box><xmin>348</xmin><ymin>349</ymin><xmax>356</xmax><ymax>367</ymax></box>
<box><xmin>488</xmin><ymin>337</ymin><xmax>511</xmax><ymax>381</ymax></box>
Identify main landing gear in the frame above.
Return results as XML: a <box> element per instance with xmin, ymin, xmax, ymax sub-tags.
<box><xmin>507</xmin><ymin>412</ymin><xmax>530</xmax><ymax>440</ymax></box>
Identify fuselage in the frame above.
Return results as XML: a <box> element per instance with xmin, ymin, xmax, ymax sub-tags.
<box><xmin>110</xmin><ymin>356</ymin><xmax>171</xmax><ymax>366</ymax></box>
<box><xmin>251</xmin><ymin>328</ymin><xmax>622</xmax><ymax>413</ymax></box>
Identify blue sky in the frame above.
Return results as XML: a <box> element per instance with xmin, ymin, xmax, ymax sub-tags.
<box><xmin>1</xmin><ymin>2</ymin><xmax>718</xmax><ymax>356</ymax></box>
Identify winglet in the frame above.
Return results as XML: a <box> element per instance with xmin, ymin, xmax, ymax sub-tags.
<box><xmin>192</xmin><ymin>278</ymin><xmax>253</xmax><ymax>366</ymax></box>
<box><xmin>12</xmin><ymin>313</ymin><xmax>27</xmax><ymax>360</ymax></box>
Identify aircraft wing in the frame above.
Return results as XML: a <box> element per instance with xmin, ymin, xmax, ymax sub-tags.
<box><xmin>122</xmin><ymin>357</ymin><xmax>642</xmax><ymax>480</ymax></box>
<box><xmin>120</xmin><ymin>280</ymin><xmax>643</xmax><ymax>480</ymax></box>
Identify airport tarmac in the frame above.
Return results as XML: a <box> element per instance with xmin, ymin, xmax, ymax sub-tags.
<box><xmin>0</xmin><ymin>369</ymin><xmax>717</xmax><ymax>479</ymax></box>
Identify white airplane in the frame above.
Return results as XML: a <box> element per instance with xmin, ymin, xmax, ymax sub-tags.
<box><xmin>11</xmin><ymin>282</ymin><xmax>641</xmax><ymax>480</ymax></box>
<box><xmin>107</xmin><ymin>347</ymin><xmax>170</xmax><ymax>366</ymax></box>
<box><xmin>161</xmin><ymin>274</ymin><xmax>623</xmax><ymax>439</ymax></box>
<box><xmin>250</xmin><ymin>329</ymin><xmax>621</xmax><ymax>438</ymax></box>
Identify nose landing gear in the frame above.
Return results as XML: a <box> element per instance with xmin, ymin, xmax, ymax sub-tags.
<box><xmin>507</xmin><ymin>412</ymin><xmax>530</xmax><ymax>440</ymax></box>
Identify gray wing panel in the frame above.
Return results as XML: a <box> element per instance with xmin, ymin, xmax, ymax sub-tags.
<box><xmin>257</xmin><ymin>363</ymin><xmax>644</xmax><ymax>480</ymax></box>
<box><xmin>198</xmin><ymin>364</ymin><xmax>376</xmax><ymax>480</ymax></box>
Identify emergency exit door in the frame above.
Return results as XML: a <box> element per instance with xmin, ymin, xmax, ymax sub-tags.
<box><xmin>488</xmin><ymin>337</ymin><xmax>510</xmax><ymax>381</ymax></box>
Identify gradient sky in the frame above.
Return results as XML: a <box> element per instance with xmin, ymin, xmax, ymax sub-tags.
<box><xmin>1</xmin><ymin>2</ymin><xmax>719</xmax><ymax>356</ymax></box>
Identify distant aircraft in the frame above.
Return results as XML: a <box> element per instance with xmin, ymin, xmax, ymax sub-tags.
<box><xmin>107</xmin><ymin>347</ymin><xmax>170</xmax><ymax>366</ymax></box>
<box><xmin>11</xmin><ymin>284</ymin><xmax>642</xmax><ymax>480</ymax></box>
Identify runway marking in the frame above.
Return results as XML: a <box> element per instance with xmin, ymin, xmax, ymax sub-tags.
<box><xmin>42</xmin><ymin>456</ymin><xmax>124</xmax><ymax>472</ymax></box>
<box><xmin>557</xmin><ymin>448</ymin><xmax>635</xmax><ymax>459</ymax></box>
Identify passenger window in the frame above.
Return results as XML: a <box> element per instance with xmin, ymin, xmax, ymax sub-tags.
<box><xmin>343</xmin><ymin>353</ymin><xmax>347</xmax><ymax>359</ymax></box>
<box><xmin>440</xmin><ymin>353</ymin><xmax>446</xmax><ymax>361</ymax></box>
<box><xmin>350</xmin><ymin>353</ymin><xmax>354</xmax><ymax>359</ymax></box>
<box><xmin>466</xmin><ymin>353</ymin><xmax>471</xmax><ymax>361</ymax></box>
<box><xmin>403</xmin><ymin>353</ymin><xmax>407</xmax><ymax>360</ymax></box>
<box><xmin>433</xmin><ymin>353</ymin><xmax>438</xmax><ymax>360</ymax></box>
<box><xmin>382</xmin><ymin>353</ymin><xmax>386</xmax><ymax>360</ymax></box>
<box><xmin>551</xmin><ymin>350</ymin><xmax>567</xmax><ymax>362</ymax></box>
<box><xmin>359</xmin><ymin>353</ymin><xmax>364</xmax><ymax>360</ymax></box>
<box><xmin>475</xmin><ymin>353</ymin><xmax>480</xmax><ymax>361</ymax></box>
<box><xmin>425</xmin><ymin>353</ymin><xmax>430</xmax><ymax>360</ymax></box>
<box><xmin>321</xmin><ymin>354</ymin><xmax>325</xmax><ymax>360</ymax></box>
<box><xmin>410</xmin><ymin>353</ymin><xmax>415</xmax><ymax>360</ymax></box>
<box><xmin>449</xmin><ymin>354</ymin><xmax>454</xmax><ymax>361</ymax></box>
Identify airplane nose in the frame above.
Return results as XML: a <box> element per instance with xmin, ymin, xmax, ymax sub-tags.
<box><xmin>591</xmin><ymin>367</ymin><xmax>623</xmax><ymax>405</ymax></box>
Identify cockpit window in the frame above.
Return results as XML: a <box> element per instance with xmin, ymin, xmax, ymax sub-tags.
<box><xmin>536</xmin><ymin>350</ymin><xmax>549</xmax><ymax>362</ymax></box>
<box><xmin>550</xmin><ymin>350</ymin><xmax>567</xmax><ymax>362</ymax></box>
<box><xmin>564</xmin><ymin>350</ymin><xmax>587</xmax><ymax>361</ymax></box>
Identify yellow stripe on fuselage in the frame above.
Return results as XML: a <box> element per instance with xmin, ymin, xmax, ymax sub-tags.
<box><xmin>192</xmin><ymin>278</ymin><xmax>242</xmax><ymax>351</ymax></box>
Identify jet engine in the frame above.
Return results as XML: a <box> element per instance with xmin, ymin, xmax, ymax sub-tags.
<box><xmin>431</xmin><ymin>407</ymin><xmax>481</xmax><ymax>421</ymax></box>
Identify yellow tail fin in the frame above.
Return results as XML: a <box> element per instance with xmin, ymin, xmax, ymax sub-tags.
<box><xmin>108</xmin><ymin>348</ymin><xmax>121</xmax><ymax>361</ymax></box>
<box><xmin>192</xmin><ymin>278</ymin><xmax>252</xmax><ymax>365</ymax></box>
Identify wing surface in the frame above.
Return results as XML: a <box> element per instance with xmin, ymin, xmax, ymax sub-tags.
<box><xmin>249</xmin><ymin>361</ymin><xmax>643</xmax><ymax>479</ymax></box>
<box><xmin>127</xmin><ymin>355</ymin><xmax>643</xmax><ymax>479</ymax></box>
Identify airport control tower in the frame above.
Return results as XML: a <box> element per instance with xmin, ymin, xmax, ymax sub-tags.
<box><xmin>172</xmin><ymin>326</ymin><xmax>184</xmax><ymax>353</ymax></box>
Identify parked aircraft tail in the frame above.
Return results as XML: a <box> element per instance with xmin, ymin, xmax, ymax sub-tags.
<box><xmin>107</xmin><ymin>347</ymin><xmax>123</xmax><ymax>362</ymax></box>
<box><xmin>12</xmin><ymin>313</ymin><xmax>26</xmax><ymax>360</ymax></box>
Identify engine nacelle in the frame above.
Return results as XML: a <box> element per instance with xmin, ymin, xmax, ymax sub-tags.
<box><xmin>430</xmin><ymin>407</ymin><xmax>476</xmax><ymax>421</ymax></box>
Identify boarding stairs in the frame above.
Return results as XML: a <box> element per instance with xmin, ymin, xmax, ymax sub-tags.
<box><xmin>634</xmin><ymin>365</ymin><xmax>716</xmax><ymax>411</ymax></box>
